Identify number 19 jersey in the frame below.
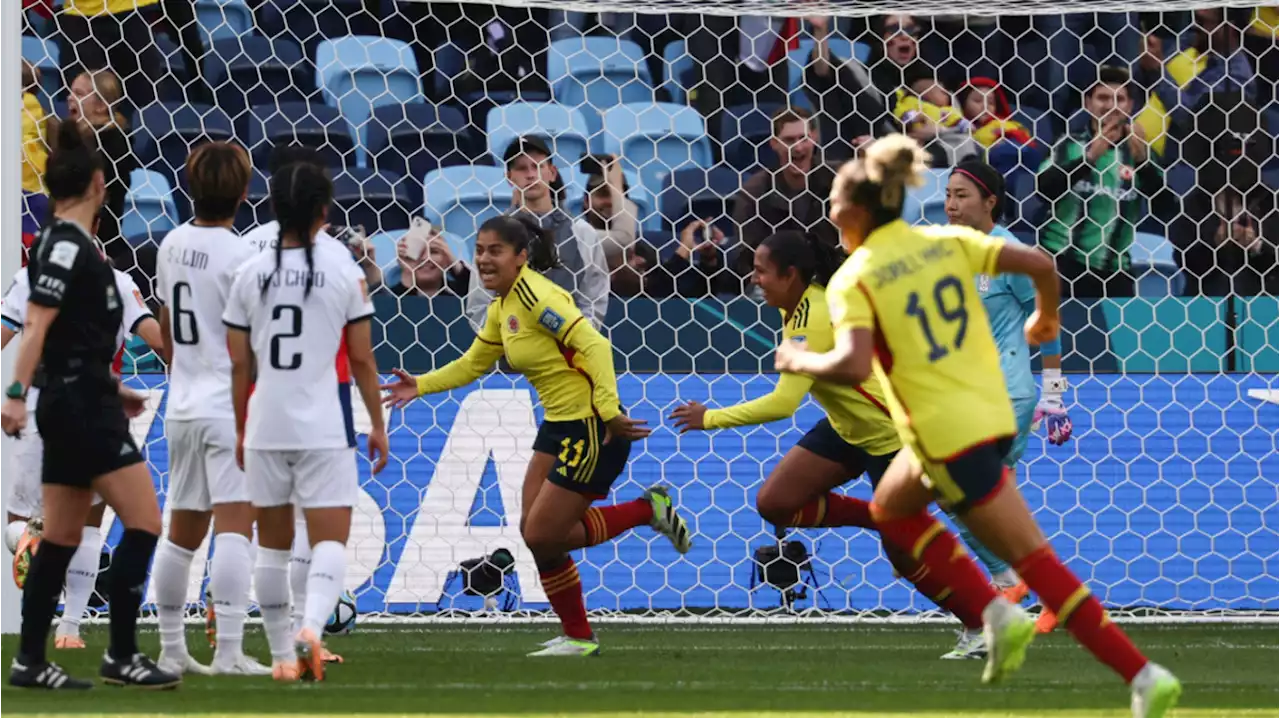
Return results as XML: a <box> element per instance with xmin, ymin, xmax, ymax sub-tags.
<box><xmin>827</xmin><ymin>219</ymin><xmax>1015</xmax><ymax>460</ymax></box>
<box><xmin>222</xmin><ymin>246</ymin><xmax>374</xmax><ymax>451</ymax></box>
<box><xmin>156</xmin><ymin>223</ymin><xmax>256</xmax><ymax>422</ymax></box>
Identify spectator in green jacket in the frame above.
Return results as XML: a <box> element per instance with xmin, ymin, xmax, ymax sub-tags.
<box><xmin>1035</xmin><ymin>66</ymin><xmax>1172</xmax><ymax>298</ymax></box>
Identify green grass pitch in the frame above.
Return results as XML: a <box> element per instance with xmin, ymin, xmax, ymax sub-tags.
<box><xmin>2</xmin><ymin>624</ymin><xmax>1275</xmax><ymax>716</ymax></box>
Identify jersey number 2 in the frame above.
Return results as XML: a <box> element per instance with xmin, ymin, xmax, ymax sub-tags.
<box><xmin>270</xmin><ymin>305</ymin><xmax>303</xmax><ymax>370</ymax></box>
<box><xmin>905</xmin><ymin>276</ymin><xmax>968</xmax><ymax>362</ymax></box>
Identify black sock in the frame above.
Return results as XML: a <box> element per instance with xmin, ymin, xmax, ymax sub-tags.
<box><xmin>19</xmin><ymin>540</ymin><xmax>77</xmax><ymax>665</ymax></box>
<box><xmin>107</xmin><ymin>529</ymin><xmax>158</xmax><ymax>662</ymax></box>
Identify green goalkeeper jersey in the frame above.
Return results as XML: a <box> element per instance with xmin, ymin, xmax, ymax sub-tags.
<box><xmin>1037</xmin><ymin>130</ymin><xmax>1164</xmax><ymax>271</ymax></box>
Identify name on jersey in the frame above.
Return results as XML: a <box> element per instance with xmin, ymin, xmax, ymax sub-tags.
<box><xmin>867</xmin><ymin>241</ymin><xmax>955</xmax><ymax>290</ymax></box>
<box><xmin>167</xmin><ymin>246</ymin><xmax>209</xmax><ymax>271</ymax></box>
<box><xmin>257</xmin><ymin>269</ymin><xmax>327</xmax><ymax>291</ymax></box>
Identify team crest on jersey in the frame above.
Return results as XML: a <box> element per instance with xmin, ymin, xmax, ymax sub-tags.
<box><xmin>507</xmin><ymin>315</ymin><xmax>519</xmax><ymax>333</ymax></box>
<box><xmin>538</xmin><ymin>307</ymin><xmax>565</xmax><ymax>334</ymax></box>
<box><xmin>132</xmin><ymin>288</ymin><xmax>146</xmax><ymax>308</ymax></box>
<box><xmin>791</xmin><ymin>336</ymin><xmax>807</xmax><ymax>344</ymax></box>
<box><xmin>977</xmin><ymin>274</ymin><xmax>991</xmax><ymax>293</ymax></box>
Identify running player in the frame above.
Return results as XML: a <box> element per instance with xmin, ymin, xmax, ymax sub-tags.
<box><xmin>774</xmin><ymin>135</ymin><xmax>1181</xmax><ymax>717</ymax></box>
<box><xmin>939</xmin><ymin>159</ymin><xmax>1074</xmax><ymax>658</ymax></box>
<box><xmin>150</xmin><ymin>141</ymin><xmax>271</xmax><ymax>677</ymax></box>
<box><xmin>382</xmin><ymin>215</ymin><xmax>692</xmax><ymax>657</ymax></box>
<box><xmin>223</xmin><ymin>161</ymin><xmax>389</xmax><ymax>682</ymax></box>
<box><xmin>1</xmin><ymin>248</ymin><xmax>163</xmax><ymax>650</ymax></box>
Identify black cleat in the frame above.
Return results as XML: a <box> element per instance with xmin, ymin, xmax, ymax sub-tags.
<box><xmin>9</xmin><ymin>658</ymin><xmax>93</xmax><ymax>690</ymax></box>
<box><xmin>99</xmin><ymin>652</ymin><xmax>181</xmax><ymax>689</ymax></box>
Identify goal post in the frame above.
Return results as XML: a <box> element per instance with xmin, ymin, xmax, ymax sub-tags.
<box><xmin>7</xmin><ymin>0</ymin><xmax>1278</xmax><ymax>627</ymax></box>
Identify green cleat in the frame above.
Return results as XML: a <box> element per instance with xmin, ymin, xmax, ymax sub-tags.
<box><xmin>1131</xmin><ymin>663</ymin><xmax>1182</xmax><ymax>718</ymax></box>
<box><xmin>526</xmin><ymin>638</ymin><xmax>601</xmax><ymax>657</ymax></box>
<box><xmin>644</xmin><ymin>486</ymin><xmax>692</xmax><ymax>554</ymax></box>
<box><xmin>981</xmin><ymin>599</ymin><xmax>1036</xmax><ymax>685</ymax></box>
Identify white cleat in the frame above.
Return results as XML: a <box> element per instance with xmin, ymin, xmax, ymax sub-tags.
<box><xmin>211</xmin><ymin>654</ymin><xmax>273</xmax><ymax>676</ymax></box>
<box><xmin>981</xmin><ymin>597</ymin><xmax>1036</xmax><ymax>685</ymax></box>
<box><xmin>644</xmin><ymin>486</ymin><xmax>693</xmax><ymax>554</ymax></box>
<box><xmin>1131</xmin><ymin>662</ymin><xmax>1183</xmax><ymax>718</ymax></box>
<box><xmin>526</xmin><ymin>637</ymin><xmax>601</xmax><ymax>657</ymax></box>
<box><xmin>940</xmin><ymin>629</ymin><xmax>987</xmax><ymax>660</ymax></box>
<box><xmin>539</xmin><ymin>635</ymin><xmax>568</xmax><ymax>648</ymax></box>
<box><xmin>157</xmin><ymin>650</ymin><xmax>213</xmax><ymax>676</ymax></box>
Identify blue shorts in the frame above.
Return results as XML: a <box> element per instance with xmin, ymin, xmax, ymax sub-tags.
<box><xmin>1005</xmin><ymin>396</ymin><xmax>1038</xmax><ymax>468</ymax></box>
<box><xmin>795</xmin><ymin>418</ymin><xmax>895</xmax><ymax>488</ymax></box>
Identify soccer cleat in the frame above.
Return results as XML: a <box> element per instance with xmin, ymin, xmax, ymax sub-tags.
<box><xmin>1131</xmin><ymin>662</ymin><xmax>1183</xmax><ymax>718</ymax></box>
<box><xmin>157</xmin><ymin>650</ymin><xmax>213</xmax><ymax>677</ymax></box>
<box><xmin>54</xmin><ymin>634</ymin><xmax>86</xmax><ymax>650</ymax></box>
<box><xmin>271</xmin><ymin>661</ymin><xmax>300</xmax><ymax>683</ymax></box>
<box><xmin>100</xmin><ymin>652</ymin><xmax>182</xmax><ymax>689</ymax></box>
<box><xmin>9</xmin><ymin>658</ymin><xmax>93</xmax><ymax>690</ymax></box>
<box><xmin>12</xmin><ymin>518</ymin><xmax>42</xmax><ymax>589</ymax></box>
<box><xmin>295</xmin><ymin>628</ymin><xmax>326</xmax><ymax>682</ymax></box>
<box><xmin>1000</xmin><ymin>581</ymin><xmax>1030</xmax><ymax>605</ymax></box>
<box><xmin>203</xmin><ymin>586</ymin><xmax>217</xmax><ymax>648</ymax></box>
<box><xmin>1035</xmin><ymin>606</ymin><xmax>1058</xmax><ymax>634</ymax></box>
<box><xmin>980</xmin><ymin>598</ymin><xmax>1036</xmax><ymax>685</ymax></box>
<box><xmin>527</xmin><ymin>637</ymin><xmax>601</xmax><ymax>657</ymax></box>
<box><xmin>211</xmin><ymin>654</ymin><xmax>273</xmax><ymax>676</ymax></box>
<box><xmin>940</xmin><ymin>629</ymin><xmax>987</xmax><ymax>660</ymax></box>
<box><xmin>539</xmin><ymin>635</ymin><xmax>568</xmax><ymax>648</ymax></box>
<box><xmin>644</xmin><ymin>486</ymin><xmax>693</xmax><ymax>554</ymax></box>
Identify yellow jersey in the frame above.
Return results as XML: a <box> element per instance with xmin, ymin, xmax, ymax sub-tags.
<box><xmin>705</xmin><ymin>285</ymin><xmax>900</xmax><ymax>456</ymax></box>
<box><xmin>416</xmin><ymin>266</ymin><xmax>622</xmax><ymax>423</ymax></box>
<box><xmin>827</xmin><ymin>220</ymin><xmax>1016</xmax><ymax>460</ymax></box>
<box><xmin>66</xmin><ymin>0</ymin><xmax>158</xmax><ymax>16</ymax></box>
<box><xmin>22</xmin><ymin>93</ymin><xmax>47</xmax><ymax>195</ymax></box>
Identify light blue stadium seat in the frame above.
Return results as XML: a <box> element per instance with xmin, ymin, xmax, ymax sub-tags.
<box><xmin>21</xmin><ymin>36</ymin><xmax>60</xmax><ymax>102</ymax></box>
<box><xmin>548</xmin><ymin>37</ymin><xmax>654</xmax><ymax>148</ymax></box>
<box><xmin>902</xmin><ymin>169</ymin><xmax>950</xmax><ymax>226</ymax></box>
<box><xmin>600</xmin><ymin>103</ymin><xmax>713</xmax><ymax>200</ymax></box>
<box><xmin>194</xmin><ymin>0</ymin><xmax>253</xmax><ymax>43</ymax></box>
<box><xmin>369</xmin><ymin>229</ymin><xmax>406</xmax><ymax>275</ymax></box>
<box><xmin>785</xmin><ymin>37</ymin><xmax>869</xmax><ymax>111</ymax></box>
<box><xmin>122</xmin><ymin>169</ymin><xmax>179</xmax><ymax>238</ymax></box>
<box><xmin>661</xmin><ymin>40</ymin><xmax>694</xmax><ymax>105</ymax></box>
<box><xmin>422</xmin><ymin>166</ymin><xmax>511</xmax><ymax>245</ymax></box>
<box><xmin>315</xmin><ymin>37</ymin><xmax>423</xmax><ymax>166</ymax></box>
<box><xmin>485</xmin><ymin>102</ymin><xmax>591</xmax><ymax>169</ymax></box>
<box><xmin>1131</xmin><ymin>231</ymin><xmax>1184</xmax><ymax>297</ymax></box>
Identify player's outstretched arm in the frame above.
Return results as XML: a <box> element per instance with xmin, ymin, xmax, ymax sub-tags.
<box><xmin>670</xmin><ymin>372</ymin><xmax>812</xmax><ymax>433</ymax></box>
<box><xmin>382</xmin><ymin>335</ymin><xmax>504</xmax><ymax>409</ymax></box>
<box><xmin>774</xmin><ymin>328</ymin><xmax>875</xmax><ymax>385</ymax></box>
<box><xmin>993</xmin><ymin>243</ymin><xmax>1061</xmax><ymax>347</ymax></box>
<box><xmin>134</xmin><ymin>316</ymin><xmax>168</xmax><ymax>364</ymax></box>
<box><xmin>346</xmin><ymin>319</ymin><xmax>388</xmax><ymax>475</ymax></box>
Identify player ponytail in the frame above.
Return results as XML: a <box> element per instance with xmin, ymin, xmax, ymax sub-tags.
<box><xmin>480</xmin><ymin>214</ymin><xmax>562</xmax><ymax>273</ymax></box>
<box><xmin>267</xmin><ymin>162</ymin><xmax>332</xmax><ymax>299</ymax></box>
<box><xmin>45</xmin><ymin>116</ymin><xmax>103</xmax><ymax>202</ymax></box>
<box><xmin>835</xmin><ymin>134</ymin><xmax>930</xmax><ymax>229</ymax></box>
<box><xmin>950</xmin><ymin>159</ymin><xmax>1006</xmax><ymax>222</ymax></box>
<box><xmin>186</xmin><ymin>141</ymin><xmax>251</xmax><ymax>223</ymax></box>
<box><xmin>760</xmin><ymin>231</ymin><xmax>847</xmax><ymax>288</ymax></box>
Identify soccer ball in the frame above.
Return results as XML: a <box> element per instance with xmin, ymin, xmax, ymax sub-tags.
<box><xmin>325</xmin><ymin>590</ymin><xmax>358</xmax><ymax>636</ymax></box>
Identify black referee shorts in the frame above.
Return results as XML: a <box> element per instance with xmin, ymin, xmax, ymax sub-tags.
<box><xmin>533</xmin><ymin>417</ymin><xmax>632</xmax><ymax>499</ymax></box>
<box><xmin>796</xmin><ymin>418</ymin><xmax>896</xmax><ymax>488</ymax></box>
<box><xmin>36</xmin><ymin>382</ymin><xmax>143</xmax><ymax>489</ymax></box>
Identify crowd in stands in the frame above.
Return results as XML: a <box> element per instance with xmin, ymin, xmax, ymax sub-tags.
<box><xmin>17</xmin><ymin>2</ymin><xmax>1280</xmax><ymax>340</ymax></box>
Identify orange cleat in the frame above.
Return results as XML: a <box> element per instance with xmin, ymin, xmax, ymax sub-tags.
<box><xmin>295</xmin><ymin>628</ymin><xmax>326</xmax><ymax>682</ymax></box>
<box><xmin>54</xmin><ymin>635</ymin><xmax>86</xmax><ymax>649</ymax></box>
<box><xmin>1001</xmin><ymin>581</ymin><xmax>1030</xmax><ymax>605</ymax></box>
<box><xmin>272</xmin><ymin>661</ymin><xmax>300</xmax><ymax>683</ymax></box>
<box><xmin>12</xmin><ymin>521</ymin><xmax>42</xmax><ymax>590</ymax></box>
<box><xmin>321</xmin><ymin>647</ymin><xmax>344</xmax><ymax>664</ymax></box>
<box><xmin>1035</xmin><ymin>607</ymin><xmax>1058</xmax><ymax>634</ymax></box>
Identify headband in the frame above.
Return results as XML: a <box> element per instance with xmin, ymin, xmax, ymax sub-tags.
<box><xmin>953</xmin><ymin>168</ymin><xmax>995</xmax><ymax>198</ymax></box>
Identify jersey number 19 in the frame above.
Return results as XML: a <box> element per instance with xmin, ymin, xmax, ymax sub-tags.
<box><xmin>905</xmin><ymin>275</ymin><xmax>969</xmax><ymax>362</ymax></box>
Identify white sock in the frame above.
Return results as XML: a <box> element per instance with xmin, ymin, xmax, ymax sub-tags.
<box><xmin>5</xmin><ymin>521</ymin><xmax>27</xmax><ymax>554</ymax></box>
<box><xmin>289</xmin><ymin>520</ymin><xmax>311</xmax><ymax>634</ymax></box>
<box><xmin>152</xmin><ymin>539</ymin><xmax>196</xmax><ymax>657</ymax></box>
<box><xmin>255</xmin><ymin>547</ymin><xmax>295</xmax><ymax>664</ymax></box>
<box><xmin>210</xmin><ymin>532</ymin><xmax>252</xmax><ymax>664</ymax></box>
<box><xmin>302</xmin><ymin>541</ymin><xmax>346</xmax><ymax>638</ymax></box>
<box><xmin>992</xmin><ymin>568</ymin><xmax>1020</xmax><ymax>588</ymax></box>
<box><xmin>57</xmin><ymin>526</ymin><xmax>103</xmax><ymax>637</ymax></box>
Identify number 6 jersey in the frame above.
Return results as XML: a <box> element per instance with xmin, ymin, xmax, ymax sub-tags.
<box><xmin>222</xmin><ymin>244</ymin><xmax>374</xmax><ymax>451</ymax></box>
<box><xmin>826</xmin><ymin>219</ymin><xmax>1015</xmax><ymax>460</ymax></box>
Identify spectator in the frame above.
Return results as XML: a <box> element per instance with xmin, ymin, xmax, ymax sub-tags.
<box><xmin>731</xmin><ymin>108</ymin><xmax>837</xmax><ymax>284</ymax></box>
<box><xmin>609</xmin><ymin>242</ymin><xmax>662</xmax><ymax>299</ymax></box>
<box><xmin>802</xmin><ymin>16</ymin><xmax>890</xmax><ymax>159</ymax></box>
<box><xmin>684</xmin><ymin>15</ymin><xmax>798</xmax><ymax>139</ymax></box>
<box><xmin>958</xmin><ymin>78</ymin><xmax>1038</xmax><ymax>151</ymax></box>
<box><xmin>1150</xmin><ymin>8</ymin><xmax>1258</xmax><ymax>146</ymax></box>
<box><xmin>384</xmin><ymin>219</ymin><xmax>471</xmax><ymax>298</ymax></box>
<box><xmin>56</xmin><ymin>0</ymin><xmax>166</xmax><ymax>112</ymax></box>
<box><xmin>1036</xmin><ymin>67</ymin><xmax>1169</xmax><ymax>299</ymax></box>
<box><xmin>21</xmin><ymin>59</ymin><xmax>48</xmax><ymax>195</ymax></box>
<box><xmin>892</xmin><ymin>62</ymin><xmax>978</xmax><ymax>166</ymax></box>
<box><xmin>466</xmin><ymin>136</ymin><xmax>608</xmax><ymax>332</ymax></box>
<box><xmin>581</xmin><ymin>155</ymin><xmax>639</xmax><ymax>268</ymax></box>
<box><xmin>868</xmin><ymin>15</ymin><xmax>926</xmax><ymax>112</ymax></box>
<box><xmin>1243</xmin><ymin>5</ymin><xmax>1277</xmax><ymax>108</ymax></box>
<box><xmin>645</xmin><ymin>220</ymin><xmax>738</xmax><ymax>298</ymax></box>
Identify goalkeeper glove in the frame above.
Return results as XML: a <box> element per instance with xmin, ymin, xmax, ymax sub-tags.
<box><xmin>1032</xmin><ymin>369</ymin><xmax>1072</xmax><ymax>446</ymax></box>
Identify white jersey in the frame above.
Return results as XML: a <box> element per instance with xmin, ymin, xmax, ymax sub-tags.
<box><xmin>155</xmin><ymin>223</ymin><xmax>256</xmax><ymax>421</ymax></box>
<box><xmin>243</xmin><ymin>221</ymin><xmax>342</xmax><ymax>256</ymax></box>
<box><xmin>223</xmin><ymin>245</ymin><xmax>374</xmax><ymax>451</ymax></box>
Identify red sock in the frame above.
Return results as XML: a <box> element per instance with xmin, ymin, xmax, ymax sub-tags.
<box><xmin>581</xmin><ymin>500</ymin><xmax>652</xmax><ymax>547</ymax></box>
<box><xmin>539</xmin><ymin>557</ymin><xmax>592</xmax><ymax>640</ymax></box>
<box><xmin>1016</xmin><ymin>547</ymin><xmax>1148</xmax><ymax>683</ymax></box>
<box><xmin>790</xmin><ymin>494</ymin><xmax>875</xmax><ymax>529</ymax></box>
<box><xmin>875</xmin><ymin>508</ymin><xmax>997</xmax><ymax>625</ymax></box>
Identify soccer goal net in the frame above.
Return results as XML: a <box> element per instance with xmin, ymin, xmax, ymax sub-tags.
<box><xmin>9</xmin><ymin>0</ymin><xmax>1277</xmax><ymax>624</ymax></box>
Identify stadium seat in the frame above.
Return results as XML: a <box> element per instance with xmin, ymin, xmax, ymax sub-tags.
<box><xmin>422</xmin><ymin>166</ymin><xmax>510</xmax><ymax>244</ymax></box>
<box><xmin>659</xmin><ymin>166</ymin><xmax>742</xmax><ymax>239</ymax></box>
<box><xmin>258</xmin><ymin>0</ymin><xmax>376</xmax><ymax>58</ymax></box>
<box><xmin>902</xmin><ymin>169</ymin><xmax>950</xmax><ymax>226</ymax></box>
<box><xmin>246</xmin><ymin>102</ymin><xmax>357</xmax><ymax>171</ymax></box>
<box><xmin>233</xmin><ymin>170</ymin><xmax>272</xmax><ymax>232</ymax></box>
<box><xmin>368</xmin><ymin>229</ymin><xmax>405</xmax><ymax>275</ymax></box>
<box><xmin>194</xmin><ymin>0</ymin><xmax>253</xmax><ymax>43</ymax></box>
<box><xmin>720</xmin><ymin>103</ymin><xmax>784</xmax><ymax>173</ymax></box>
<box><xmin>315</xmin><ymin>36</ymin><xmax>423</xmax><ymax>165</ymax></box>
<box><xmin>485</xmin><ymin>102</ymin><xmax>591</xmax><ymax>169</ymax></box>
<box><xmin>133</xmin><ymin>103</ymin><xmax>235</xmax><ymax>183</ymax></box>
<box><xmin>548</xmin><ymin>37</ymin><xmax>655</xmax><ymax>146</ymax></box>
<box><xmin>785</xmin><ymin>37</ymin><xmax>869</xmax><ymax>111</ymax></box>
<box><xmin>367</xmin><ymin>103</ymin><xmax>478</xmax><ymax>181</ymax></box>
<box><xmin>330</xmin><ymin>168</ymin><xmax>416</xmax><ymax>233</ymax></box>
<box><xmin>600</xmin><ymin>103</ymin><xmax>714</xmax><ymax>199</ymax></box>
<box><xmin>1131</xmin><ymin>231</ymin><xmax>1184</xmax><ymax>297</ymax></box>
<box><xmin>660</xmin><ymin>40</ymin><xmax>694</xmax><ymax>105</ymax></box>
<box><xmin>21</xmin><ymin>36</ymin><xmax>60</xmax><ymax>102</ymax></box>
<box><xmin>206</xmin><ymin>37</ymin><xmax>311</xmax><ymax>130</ymax></box>
<box><xmin>121</xmin><ymin>169</ymin><xmax>179</xmax><ymax>239</ymax></box>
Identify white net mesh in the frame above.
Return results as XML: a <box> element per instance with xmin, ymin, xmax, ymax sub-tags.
<box><xmin>14</xmin><ymin>0</ymin><xmax>1278</xmax><ymax>622</ymax></box>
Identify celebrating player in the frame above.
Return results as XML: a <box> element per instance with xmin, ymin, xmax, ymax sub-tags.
<box><xmin>3</xmin><ymin>119</ymin><xmax>179</xmax><ymax>689</ymax></box>
<box><xmin>938</xmin><ymin>159</ymin><xmax>1074</xmax><ymax>658</ymax></box>
<box><xmin>223</xmin><ymin>162</ymin><xmax>388</xmax><ymax>682</ymax></box>
<box><xmin>382</xmin><ymin>215</ymin><xmax>692</xmax><ymax>657</ymax></box>
<box><xmin>774</xmin><ymin>135</ymin><xmax>1181</xmax><ymax>717</ymax></box>
<box><xmin>151</xmin><ymin>141</ymin><xmax>271</xmax><ymax>677</ymax></box>
<box><xmin>2</xmin><ymin>242</ymin><xmax>163</xmax><ymax>651</ymax></box>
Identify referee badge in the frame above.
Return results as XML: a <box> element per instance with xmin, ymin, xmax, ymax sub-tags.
<box><xmin>507</xmin><ymin>315</ymin><xmax>519</xmax><ymax>333</ymax></box>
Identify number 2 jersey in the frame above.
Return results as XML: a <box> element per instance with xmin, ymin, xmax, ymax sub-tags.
<box><xmin>222</xmin><ymin>245</ymin><xmax>374</xmax><ymax>451</ymax></box>
<box><xmin>827</xmin><ymin>219</ymin><xmax>1015</xmax><ymax>459</ymax></box>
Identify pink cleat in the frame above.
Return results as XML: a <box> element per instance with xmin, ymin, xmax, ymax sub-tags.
<box><xmin>54</xmin><ymin>635</ymin><xmax>86</xmax><ymax>650</ymax></box>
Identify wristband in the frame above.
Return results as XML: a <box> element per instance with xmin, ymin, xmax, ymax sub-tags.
<box><xmin>1041</xmin><ymin>368</ymin><xmax>1068</xmax><ymax>396</ymax></box>
<box><xmin>5</xmin><ymin>381</ymin><xmax>26</xmax><ymax>401</ymax></box>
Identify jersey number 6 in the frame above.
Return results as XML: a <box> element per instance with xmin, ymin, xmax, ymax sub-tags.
<box><xmin>270</xmin><ymin>304</ymin><xmax>303</xmax><ymax>371</ymax></box>
<box><xmin>904</xmin><ymin>275</ymin><xmax>968</xmax><ymax>362</ymax></box>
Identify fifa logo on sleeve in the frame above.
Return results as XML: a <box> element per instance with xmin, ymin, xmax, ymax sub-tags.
<box><xmin>976</xmin><ymin>275</ymin><xmax>991</xmax><ymax>294</ymax></box>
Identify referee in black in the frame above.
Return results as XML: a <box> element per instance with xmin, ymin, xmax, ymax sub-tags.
<box><xmin>2</xmin><ymin>121</ymin><xmax>179</xmax><ymax>690</ymax></box>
